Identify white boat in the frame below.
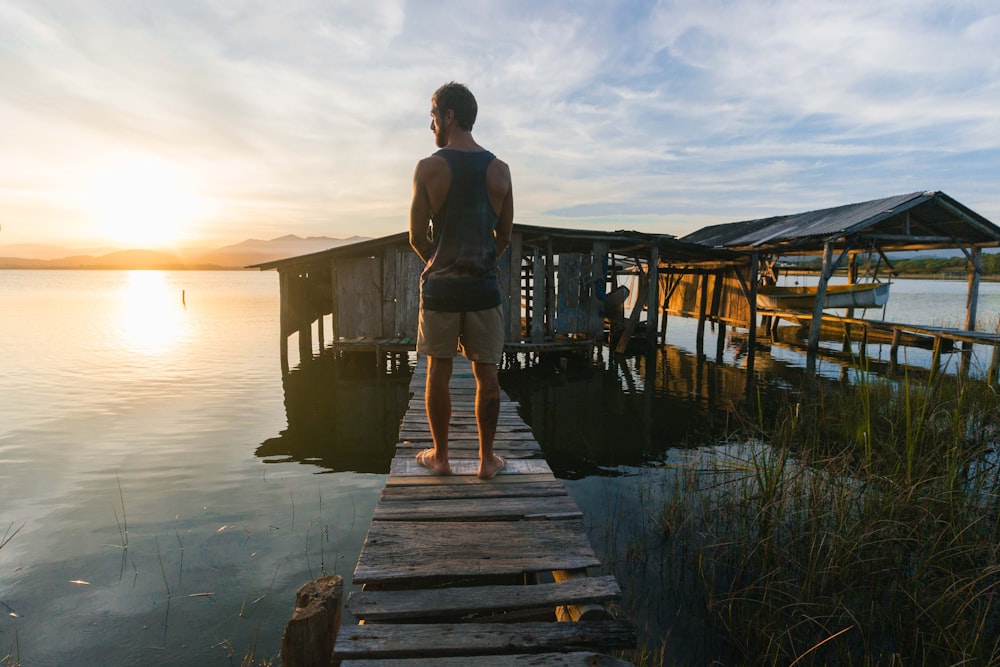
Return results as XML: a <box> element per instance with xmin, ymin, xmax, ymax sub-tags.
<box><xmin>757</xmin><ymin>282</ymin><xmax>891</xmax><ymax>311</ymax></box>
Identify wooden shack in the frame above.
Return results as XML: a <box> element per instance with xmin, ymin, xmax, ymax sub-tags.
<box><xmin>252</xmin><ymin>224</ymin><xmax>747</xmax><ymax>372</ymax></box>
<box><xmin>681</xmin><ymin>191</ymin><xmax>1000</xmax><ymax>377</ymax></box>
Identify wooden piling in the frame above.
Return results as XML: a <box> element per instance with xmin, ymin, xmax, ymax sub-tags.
<box><xmin>281</xmin><ymin>574</ymin><xmax>344</xmax><ymax>667</ymax></box>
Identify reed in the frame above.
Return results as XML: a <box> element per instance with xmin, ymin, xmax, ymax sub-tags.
<box><xmin>618</xmin><ymin>371</ymin><xmax>1000</xmax><ymax>666</ymax></box>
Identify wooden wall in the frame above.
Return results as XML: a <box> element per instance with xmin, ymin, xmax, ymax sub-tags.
<box><xmin>332</xmin><ymin>247</ymin><xmax>423</xmax><ymax>339</ymax></box>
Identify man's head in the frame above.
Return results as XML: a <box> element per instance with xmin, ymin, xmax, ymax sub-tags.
<box><xmin>431</xmin><ymin>82</ymin><xmax>477</xmax><ymax>132</ymax></box>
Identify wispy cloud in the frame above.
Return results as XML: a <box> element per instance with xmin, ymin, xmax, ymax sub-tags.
<box><xmin>1</xmin><ymin>0</ymin><xmax>997</xmax><ymax>246</ymax></box>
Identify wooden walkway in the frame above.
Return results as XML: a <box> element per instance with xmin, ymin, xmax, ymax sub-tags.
<box><xmin>334</xmin><ymin>356</ymin><xmax>636</xmax><ymax>665</ymax></box>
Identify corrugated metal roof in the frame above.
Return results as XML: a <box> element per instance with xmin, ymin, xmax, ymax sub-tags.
<box><xmin>252</xmin><ymin>224</ymin><xmax>744</xmax><ymax>271</ymax></box>
<box><xmin>681</xmin><ymin>191</ymin><xmax>1000</xmax><ymax>252</ymax></box>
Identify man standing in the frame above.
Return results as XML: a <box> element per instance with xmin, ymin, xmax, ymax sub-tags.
<box><xmin>409</xmin><ymin>82</ymin><xmax>514</xmax><ymax>480</ymax></box>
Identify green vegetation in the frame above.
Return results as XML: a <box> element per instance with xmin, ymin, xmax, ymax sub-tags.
<box><xmin>793</xmin><ymin>252</ymin><xmax>1000</xmax><ymax>277</ymax></box>
<box><xmin>619</xmin><ymin>372</ymin><xmax>1000</xmax><ymax>665</ymax></box>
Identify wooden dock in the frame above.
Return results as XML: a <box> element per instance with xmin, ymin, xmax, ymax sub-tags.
<box><xmin>334</xmin><ymin>356</ymin><xmax>636</xmax><ymax>665</ymax></box>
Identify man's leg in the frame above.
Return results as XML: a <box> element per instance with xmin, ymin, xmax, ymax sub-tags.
<box><xmin>422</xmin><ymin>355</ymin><xmax>453</xmax><ymax>474</ymax></box>
<box><xmin>473</xmin><ymin>361</ymin><xmax>504</xmax><ymax>479</ymax></box>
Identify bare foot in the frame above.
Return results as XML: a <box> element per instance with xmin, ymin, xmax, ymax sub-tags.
<box><xmin>477</xmin><ymin>454</ymin><xmax>506</xmax><ymax>480</ymax></box>
<box><xmin>416</xmin><ymin>448</ymin><xmax>451</xmax><ymax>475</ymax></box>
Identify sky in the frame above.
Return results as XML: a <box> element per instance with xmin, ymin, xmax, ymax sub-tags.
<box><xmin>2</xmin><ymin>0</ymin><xmax>999</xmax><ymax>250</ymax></box>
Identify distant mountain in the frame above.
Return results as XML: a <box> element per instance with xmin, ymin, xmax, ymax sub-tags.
<box><xmin>0</xmin><ymin>243</ymin><xmax>118</xmax><ymax>260</ymax></box>
<box><xmin>0</xmin><ymin>235</ymin><xmax>371</xmax><ymax>270</ymax></box>
<box><xmin>186</xmin><ymin>235</ymin><xmax>370</xmax><ymax>268</ymax></box>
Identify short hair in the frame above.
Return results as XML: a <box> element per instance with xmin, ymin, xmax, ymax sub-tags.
<box><xmin>432</xmin><ymin>82</ymin><xmax>477</xmax><ymax>131</ymax></box>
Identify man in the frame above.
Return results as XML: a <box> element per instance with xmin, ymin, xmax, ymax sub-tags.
<box><xmin>409</xmin><ymin>82</ymin><xmax>514</xmax><ymax>480</ymax></box>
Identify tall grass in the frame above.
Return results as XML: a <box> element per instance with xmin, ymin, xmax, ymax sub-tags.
<box><xmin>621</xmin><ymin>371</ymin><xmax>1000</xmax><ymax>666</ymax></box>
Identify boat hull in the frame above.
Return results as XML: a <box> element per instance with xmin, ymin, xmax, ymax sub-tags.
<box><xmin>757</xmin><ymin>282</ymin><xmax>890</xmax><ymax>310</ymax></box>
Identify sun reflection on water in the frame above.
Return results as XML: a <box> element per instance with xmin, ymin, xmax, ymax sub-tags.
<box><xmin>117</xmin><ymin>270</ymin><xmax>186</xmax><ymax>355</ymax></box>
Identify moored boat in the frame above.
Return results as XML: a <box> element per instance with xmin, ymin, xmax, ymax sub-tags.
<box><xmin>757</xmin><ymin>282</ymin><xmax>891</xmax><ymax>310</ymax></box>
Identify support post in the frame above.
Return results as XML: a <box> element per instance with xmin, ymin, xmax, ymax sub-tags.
<box><xmin>806</xmin><ymin>243</ymin><xmax>835</xmax><ymax>377</ymax></box>
<box><xmin>282</xmin><ymin>575</ymin><xmax>343</xmax><ymax>667</ymax></box>
<box><xmin>531</xmin><ymin>247</ymin><xmax>545</xmax><ymax>343</ymax></box>
<box><xmin>279</xmin><ymin>270</ymin><xmax>290</xmax><ymax>374</ymax></box>
<box><xmin>545</xmin><ymin>239</ymin><xmax>556</xmax><ymax>339</ymax></box>
<box><xmin>889</xmin><ymin>328</ymin><xmax>902</xmax><ymax>373</ymax></box>
<box><xmin>646</xmin><ymin>244</ymin><xmax>660</xmax><ymax>348</ymax></box>
<box><xmin>506</xmin><ymin>232</ymin><xmax>522</xmax><ymax>342</ymax></box>
<box><xmin>696</xmin><ymin>272</ymin><xmax>709</xmax><ymax>359</ymax></box>
<box><xmin>961</xmin><ymin>246</ymin><xmax>982</xmax><ymax>377</ymax></box>
<box><xmin>746</xmin><ymin>255</ymin><xmax>759</xmax><ymax>379</ymax></box>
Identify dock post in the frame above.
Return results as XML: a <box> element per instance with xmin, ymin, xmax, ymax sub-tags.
<box><xmin>806</xmin><ymin>243</ymin><xmax>835</xmax><ymax>377</ymax></box>
<box><xmin>889</xmin><ymin>328</ymin><xmax>901</xmax><ymax>373</ymax></box>
<box><xmin>989</xmin><ymin>343</ymin><xmax>1000</xmax><ymax>386</ymax></box>
<box><xmin>281</xmin><ymin>574</ymin><xmax>343</xmax><ymax>667</ymax></box>
<box><xmin>696</xmin><ymin>272</ymin><xmax>708</xmax><ymax>359</ymax></box>
<box><xmin>647</xmin><ymin>244</ymin><xmax>660</xmax><ymax>347</ymax></box>
<box><xmin>961</xmin><ymin>246</ymin><xmax>982</xmax><ymax>378</ymax></box>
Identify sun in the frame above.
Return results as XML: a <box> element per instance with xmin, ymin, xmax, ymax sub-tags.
<box><xmin>85</xmin><ymin>157</ymin><xmax>205</xmax><ymax>248</ymax></box>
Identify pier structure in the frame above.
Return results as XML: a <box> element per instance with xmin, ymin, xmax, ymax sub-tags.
<box><xmin>251</xmin><ymin>226</ymin><xmax>745</xmax><ymax>373</ymax></box>
<box><xmin>332</xmin><ymin>355</ymin><xmax>637</xmax><ymax>664</ymax></box>
<box><xmin>682</xmin><ymin>191</ymin><xmax>1000</xmax><ymax>378</ymax></box>
<box><xmin>253</xmin><ymin>191</ymin><xmax>1000</xmax><ymax>382</ymax></box>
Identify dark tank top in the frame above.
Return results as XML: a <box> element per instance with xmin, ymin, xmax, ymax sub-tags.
<box><xmin>419</xmin><ymin>149</ymin><xmax>502</xmax><ymax>312</ymax></box>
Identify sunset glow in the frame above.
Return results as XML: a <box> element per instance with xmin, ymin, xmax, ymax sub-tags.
<box><xmin>0</xmin><ymin>2</ymin><xmax>998</xmax><ymax>251</ymax></box>
<box><xmin>116</xmin><ymin>270</ymin><xmax>187</xmax><ymax>355</ymax></box>
<box><xmin>85</xmin><ymin>158</ymin><xmax>205</xmax><ymax>248</ymax></box>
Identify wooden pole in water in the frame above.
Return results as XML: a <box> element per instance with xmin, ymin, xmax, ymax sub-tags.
<box><xmin>712</xmin><ymin>271</ymin><xmax>726</xmax><ymax>362</ymax></box>
<box><xmin>279</xmin><ymin>271</ymin><xmax>290</xmax><ymax>374</ymax></box>
<box><xmin>961</xmin><ymin>246</ymin><xmax>982</xmax><ymax>378</ymax></box>
<box><xmin>745</xmin><ymin>254</ymin><xmax>759</xmax><ymax>383</ymax></box>
<box><xmin>696</xmin><ymin>272</ymin><xmax>709</xmax><ymax>359</ymax></box>
<box><xmin>646</xmin><ymin>244</ymin><xmax>659</xmax><ymax>348</ymax></box>
<box><xmin>281</xmin><ymin>575</ymin><xmax>343</xmax><ymax>667</ymax></box>
<box><xmin>806</xmin><ymin>242</ymin><xmax>834</xmax><ymax>377</ymax></box>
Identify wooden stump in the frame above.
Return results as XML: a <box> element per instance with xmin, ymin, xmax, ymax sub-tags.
<box><xmin>281</xmin><ymin>574</ymin><xmax>344</xmax><ymax>667</ymax></box>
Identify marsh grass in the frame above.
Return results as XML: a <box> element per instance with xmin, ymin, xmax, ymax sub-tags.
<box><xmin>1</xmin><ymin>523</ymin><xmax>24</xmax><ymax>667</ymax></box>
<box><xmin>619</xmin><ymin>371</ymin><xmax>1000</xmax><ymax>666</ymax></box>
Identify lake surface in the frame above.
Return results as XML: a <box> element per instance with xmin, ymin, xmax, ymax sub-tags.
<box><xmin>1</xmin><ymin>271</ymin><xmax>998</xmax><ymax>665</ymax></box>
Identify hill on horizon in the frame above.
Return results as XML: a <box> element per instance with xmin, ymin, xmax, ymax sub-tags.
<box><xmin>0</xmin><ymin>235</ymin><xmax>371</xmax><ymax>270</ymax></box>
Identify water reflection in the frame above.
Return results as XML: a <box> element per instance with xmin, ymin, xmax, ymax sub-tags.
<box><xmin>116</xmin><ymin>270</ymin><xmax>187</xmax><ymax>356</ymax></box>
<box><xmin>256</xmin><ymin>353</ymin><xmax>413</xmax><ymax>473</ymax></box>
<box><xmin>500</xmin><ymin>343</ymin><xmax>848</xmax><ymax>478</ymax></box>
<box><xmin>501</xmin><ymin>346</ymin><xmax>751</xmax><ymax>478</ymax></box>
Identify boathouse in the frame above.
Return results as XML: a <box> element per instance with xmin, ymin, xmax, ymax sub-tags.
<box><xmin>251</xmin><ymin>224</ymin><xmax>747</xmax><ymax>372</ymax></box>
<box><xmin>681</xmin><ymin>191</ymin><xmax>1000</xmax><ymax>377</ymax></box>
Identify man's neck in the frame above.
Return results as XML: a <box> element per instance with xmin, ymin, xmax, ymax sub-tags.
<box><xmin>444</xmin><ymin>130</ymin><xmax>482</xmax><ymax>151</ymax></box>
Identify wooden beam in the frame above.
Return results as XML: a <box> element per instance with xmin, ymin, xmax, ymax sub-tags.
<box><xmin>962</xmin><ymin>246</ymin><xmax>982</xmax><ymax>377</ymax></box>
<box><xmin>806</xmin><ymin>242</ymin><xmax>834</xmax><ymax>376</ymax></box>
<box><xmin>346</xmin><ymin>576</ymin><xmax>621</xmax><ymax>622</ymax></box>
<box><xmin>333</xmin><ymin>620</ymin><xmax>637</xmax><ymax>661</ymax></box>
<box><xmin>646</xmin><ymin>245</ymin><xmax>659</xmax><ymax>347</ymax></box>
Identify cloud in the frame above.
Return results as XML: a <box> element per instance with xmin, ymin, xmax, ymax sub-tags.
<box><xmin>0</xmin><ymin>0</ymin><xmax>997</xmax><ymax>246</ymax></box>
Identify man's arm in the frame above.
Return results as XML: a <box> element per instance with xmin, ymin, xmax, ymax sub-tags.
<box><xmin>490</xmin><ymin>160</ymin><xmax>514</xmax><ymax>257</ymax></box>
<box><xmin>409</xmin><ymin>160</ymin><xmax>433</xmax><ymax>263</ymax></box>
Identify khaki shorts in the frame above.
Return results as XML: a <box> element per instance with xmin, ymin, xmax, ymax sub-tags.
<box><xmin>417</xmin><ymin>305</ymin><xmax>504</xmax><ymax>364</ymax></box>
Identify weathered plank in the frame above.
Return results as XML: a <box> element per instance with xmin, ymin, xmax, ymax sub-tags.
<box><xmin>347</xmin><ymin>576</ymin><xmax>620</xmax><ymax>622</ymax></box>
<box><xmin>385</xmin><ymin>473</ymin><xmax>557</xmax><ymax>487</ymax></box>
<box><xmin>353</xmin><ymin>519</ymin><xmax>599</xmax><ymax>584</ymax></box>
<box><xmin>389</xmin><ymin>458</ymin><xmax>552</xmax><ymax>477</ymax></box>
<box><xmin>372</xmin><ymin>495</ymin><xmax>582</xmax><ymax>522</ymax></box>
<box><xmin>400</xmin><ymin>431</ymin><xmax>539</xmax><ymax>442</ymax></box>
<box><xmin>401</xmin><ymin>416</ymin><xmax>525</xmax><ymax>428</ymax></box>
<box><xmin>379</xmin><ymin>480</ymin><xmax>568</xmax><ymax>501</ymax></box>
<box><xmin>333</xmin><ymin>620</ymin><xmax>636</xmax><ymax>659</ymax></box>
<box><xmin>395</xmin><ymin>440</ymin><xmax>541</xmax><ymax>452</ymax></box>
<box><xmin>395</xmin><ymin>446</ymin><xmax>539</xmax><ymax>460</ymax></box>
<box><xmin>402</xmin><ymin>420</ymin><xmax>532</xmax><ymax>431</ymax></box>
<box><xmin>341</xmin><ymin>651</ymin><xmax>634</xmax><ymax>666</ymax></box>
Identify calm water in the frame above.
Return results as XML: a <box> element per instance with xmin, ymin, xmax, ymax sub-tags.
<box><xmin>1</xmin><ymin>271</ymin><xmax>998</xmax><ymax>665</ymax></box>
<box><xmin>0</xmin><ymin>270</ymin><xmax>404</xmax><ymax>666</ymax></box>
